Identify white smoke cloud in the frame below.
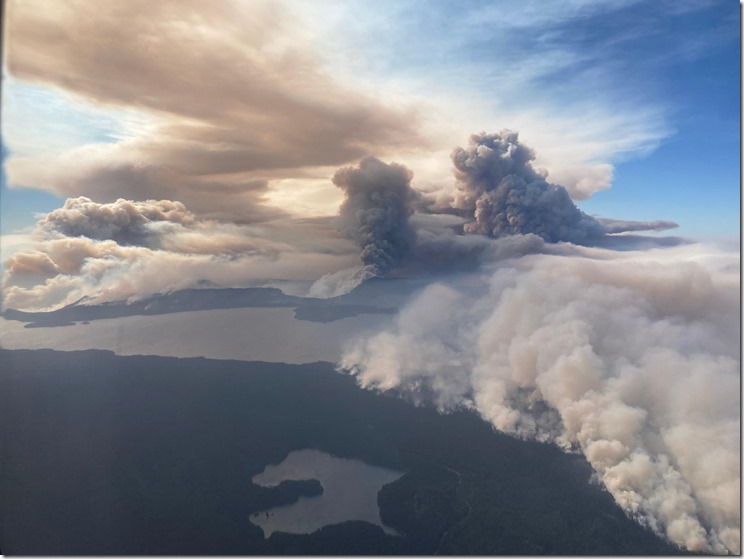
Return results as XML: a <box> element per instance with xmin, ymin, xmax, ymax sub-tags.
<box><xmin>2</xmin><ymin>198</ymin><xmax>359</xmax><ymax>311</ymax></box>
<box><xmin>308</xmin><ymin>265</ymin><xmax>377</xmax><ymax>299</ymax></box>
<box><xmin>339</xmin><ymin>243</ymin><xmax>740</xmax><ymax>554</ymax></box>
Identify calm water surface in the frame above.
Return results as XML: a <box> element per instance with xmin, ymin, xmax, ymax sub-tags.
<box><xmin>250</xmin><ymin>449</ymin><xmax>403</xmax><ymax>537</ymax></box>
<box><xmin>0</xmin><ymin>308</ymin><xmax>391</xmax><ymax>363</ymax></box>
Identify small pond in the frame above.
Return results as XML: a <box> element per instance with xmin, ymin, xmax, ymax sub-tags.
<box><xmin>250</xmin><ymin>449</ymin><xmax>404</xmax><ymax>538</ymax></box>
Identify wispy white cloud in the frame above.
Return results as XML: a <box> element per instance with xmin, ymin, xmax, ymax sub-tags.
<box><xmin>284</xmin><ymin>0</ymin><xmax>676</xmax><ymax>200</ymax></box>
<box><xmin>459</xmin><ymin>0</ymin><xmax>641</xmax><ymax>30</ymax></box>
<box><xmin>1</xmin><ymin>76</ymin><xmax>153</xmax><ymax>157</ymax></box>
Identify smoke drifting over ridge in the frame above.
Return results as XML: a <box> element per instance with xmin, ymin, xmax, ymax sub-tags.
<box><xmin>1</xmin><ymin>118</ymin><xmax>736</xmax><ymax>555</ymax></box>
<box><xmin>339</xmin><ymin>246</ymin><xmax>740</xmax><ymax>554</ymax></box>
<box><xmin>322</xmin><ymin>132</ymin><xmax>731</xmax><ymax>552</ymax></box>
<box><xmin>2</xmin><ymin>197</ymin><xmax>359</xmax><ymax>311</ymax></box>
<box><xmin>4</xmin><ymin>127</ymin><xmax>686</xmax><ymax>307</ymax></box>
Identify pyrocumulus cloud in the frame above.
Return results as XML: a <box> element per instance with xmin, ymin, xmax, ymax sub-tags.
<box><xmin>2</xmin><ymin>198</ymin><xmax>358</xmax><ymax>311</ymax></box>
<box><xmin>450</xmin><ymin>131</ymin><xmax>677</xmax><ymax>243</ymax></box>
<box><xmin>310</xmin><ymin>157</ymin><xmax>418</xmax><ymax>297</ymax></box>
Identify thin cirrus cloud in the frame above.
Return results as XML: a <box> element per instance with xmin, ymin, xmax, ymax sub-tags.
<box><xmin>294</xmin><ymin>0</ymin><xmax>676</xmax><ymax>200</ymax></box>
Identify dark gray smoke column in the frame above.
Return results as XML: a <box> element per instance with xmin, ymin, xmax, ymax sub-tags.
<box><xmin>452</xmin><ymin>131</ymin><xmax>606</xmax><ymax>244</ymax></box>
<box><xmin>334</xmin><ymin>157</ymin><xmax>417</xmax><ymax>276</ymax></box>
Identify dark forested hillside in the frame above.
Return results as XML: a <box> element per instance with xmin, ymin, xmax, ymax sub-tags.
<box><xmin>0</xmin><ymin>349</ymin><xmax>685</xmax><ymax>555</ymax></box>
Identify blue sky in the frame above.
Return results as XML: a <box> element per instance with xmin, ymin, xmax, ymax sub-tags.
<box><xmin>1</xmin><ymin>0</ymin><xmax>740</xmax><ymax>240</ymax></box>
<box><xmin>572</xmin><ymin>0</ymin><xmax>740</xmax><ymax>240</ymax></box>
<box><xmin>1</xmin><ymin>77</ymin><xmax>144</xmax><ymax>233</ymax></box>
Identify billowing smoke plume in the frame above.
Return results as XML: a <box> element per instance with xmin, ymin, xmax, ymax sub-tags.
<box><xmin>312</xmin><ymin>134</ymin><xmax>681</xmax><ymax>297</ymax></box>
<box><xmin>451</xmin><ymin>131</ymin><xmax>676</xmax><ymax>243</ymax></box>
<box><xmin>2</xmin><ymin>198</ymin><xmax>359</xmax><ymax>311</ymax></box>
<box><xmin>339</xmin><ymin>245</ymin><xmax>740</xmax><ymax>554</ymax></box>
<box><xmin>308</xmin><ymin>157</ymin><xmax>419</xmax><ymax>298</ymax></box>
<box><xmin>38</xmin><ymin>196</ymin><xmax>196</xmax><ymax>247</ymax></box>
<box><xmin>334</xmin><ymin>156</ymin><xmax>417</xmax><ymax>276</ymax></box>
<box><xmin>310</xmin><ymin>157</ymin><xmax>418</xmax><ymax>297</ymax></box>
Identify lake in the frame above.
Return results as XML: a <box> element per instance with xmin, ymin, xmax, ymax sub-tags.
<box><xmin>250</xmin><ymin>449</ymin><xmax>404</xmax><ymax>538</ymax></box>
<box><xmin>0</xmin><ymin>307</ymin><xmax>391</xmax><ymax>364</ymax></box>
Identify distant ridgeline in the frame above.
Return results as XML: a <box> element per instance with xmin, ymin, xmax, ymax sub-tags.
<box><xmin>2</xmin><ymin>285</ymin><xmax>401</xmax><ymax>328</ymax></box>
<box><xmin>1</xmin><ymin>348</ymin><xmax>686</xmax><ymax>555</ymax></box>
